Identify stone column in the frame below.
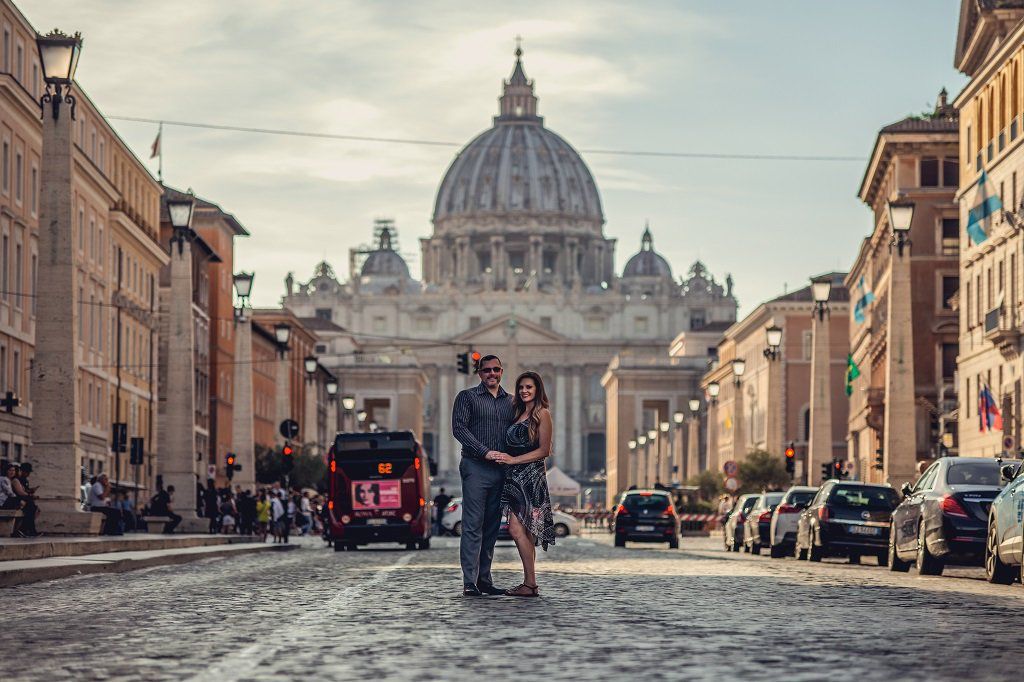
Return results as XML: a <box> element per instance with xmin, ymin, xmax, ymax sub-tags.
<box><xmin>570</xmin><ymin>370</ymin><xmax>582</xmax><ymax>473</ymax></box>
<box><xmin>554</xmin><ymin>370</ymin><xmax>568</xmax><ymax>468</ymax></box>
<box><xmin>490</xmin><ymin>236</ymin><xmax>503</xmax><ymax>290</ymax></box>
<box><xmin>659</xmin><ymin>428</ymin><xmax>670</xmax><ymax>485</ymax></box>
<box><xmin>276</xmin><ymin>351</ymin><xmax>291</xmax><ymax>446</ymax></box>
<box><xmin>303</xmin><ymin>376</ymin><xmax>318</xmax><ymax>450</ymax></box>
<box><xmin>438</xmin><ymin>370</ymin><xmax>454</xmax><ymax>475</ymax></box>
<box><xmin>455</xmin><ymin>237</ymin><xmax>469</xmax><ymax>284</ymax></box>
<box><xmin>672</xmin><ymin>424</ymin><xmax>683</xmax><ymax>483</ymax></box>
<box><xmin>529</xmin><ymin>235</ymin><xmax>543</xmax><ymax>281</ymax></box>
<box><xmin>158</xmin><ymin>233</ymin><xmax>200</xmax><ymax>529</ymax></box>
<box><xmin>884</xmin><ymin>252</ymin><xmax>918</xmax><ymax>486</ymax></box>
<box><xmin>566</xmin><ymin>237</ymin><xmax>580</xmax><ymax>285</ymax></box>
<box><xmin>31</xmin><ymin>89</ymin><xmax>101</xmax><ymax>533</ymax></box>
<box><xmin>732</xmin><ymin>382</ymin><xmax>745</xmax><ymax>464</ymax></box>
<box><xmin>706</xmin><ymin>402</ymin><xmax>718</xmax><ymax>474</ymax></box>
<box><xmin>808</xmin><ymin>310</ymin><xmax>832</xmax><ymax>486</ymax></box>
<box><xmin>687</xmin><ymin>417</ymin><xmax>700</xmax><ymax>480</ymax></box>
<box><xmin>766</xmin><ymin>354</ymin><xmax>783</xmax><ymax>456</ymax></box>
<box><xmin>232</xmin><ymin>315</ymin><xmax>256</xmax><ymax>492</ymax></box>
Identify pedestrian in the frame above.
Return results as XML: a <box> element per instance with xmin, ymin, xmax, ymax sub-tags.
<box><xmin>238</xmin><ymin>491</ymin><xmax>257</xmax><ymax>536</ymax></box>
<box><xmin>492</xmin><ymin>370</ymin><xmax>555</xmax><ymax>597</ymax></box>
<box><xmin>451</xmin><ymin>353</ymin><xmax>515</xmax><ymax>597</ymax></box>
<box><xmin>298</xmin><ymin>492</ymin><xmax>312</xmax><ymax>535</ymax></box>
<box><xmin>88</xmin><ymin>473</ymin><xmax>122</xmax><ymax>536</ymax></box>
<box><xmin>1</xmin><ymin>461</ymin><xmax>26</xmax><ymax>536</ymax></box>
<box><xmin>149</xmin><ymin>485</ymin><xmax>182</xmax><ymax>534</ymax></box>
<box><xmin>717</xmin><ymin>494</ymin><xmax>733</xmax><ymax>530</ymax></box>
<box><xmin>220</xmin><ymin>494</ymin><xmax>237</xmax><ymax>534</ymax></box>
<box><xmin>13</xmin><ymin>462</ymin><xmax>39</xmax><ymax>536</ymax></box>
<box><xmin>204</xmin><ymin>480</ymin><xmax>219</xmax><ymax>534</ymax></box>
<box><xmin>286</xmin><ymin>493</ymin><xmax>297</xmax><ymax>542</ymax></box>
<box><xmin>433</xmin><ymin>487</ymin><xmax>452</xmax><ymax>536</ymax></box>
<box><xmin>255</xmin><ymin>490</ymin><xmax>270</xmax><ymax>542</ymax></box>
<box><xmin>270</xmin><ymin>491</ymin><xmax>286</xmax><ymax>544</ymax></box>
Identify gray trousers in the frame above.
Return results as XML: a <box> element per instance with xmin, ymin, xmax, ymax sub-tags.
<box><xmin>459</xmin><ymin>457</ymin><xmax>505</xmax><ymax>587</ymax></box>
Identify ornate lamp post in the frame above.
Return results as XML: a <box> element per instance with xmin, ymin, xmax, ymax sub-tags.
<box><xmin>37</xmin><ymin>29</ymin><xmax>82</xmax><ymax>120</ymax></box>
<box><xmin>884</xmin><ymin>198</ymin><xmax>917</xmax><ymax>485</ymax></box>
<box><xmin>731</xmin><ymin>358</ymin><xmax>746</xmax><ymax>464</ymax></box>
<box><xmin>342</xmin><ymin>395</ymin><xmax>356</xmax><ymax>432</ymax></box>
<box><xmin>232</xmin><ymin>270</ymin><xmax>257</xmax><ymax>492</ymax></box>
<box><xmin>659</xmin><ymin>420</ymin><xmax>670</xmax><ymax>485</ymax></box>
<box><xmin>304</xmin><ymin>356</ymin><xmax>318</xmax><ymax>380</ymax></box>
<box><xmin>707</xmin><ymin>381</ymin><xmax>720</xmax><ymax>405</ymax></box>
<box><xmin>764</xmin><ymin>324</ymin><xmax>782</xmax><ymax>361</ymax></box>
<box><xmin>808</xmin><ymin>274</ymin><xmax>833</xmax><ymax>484</ymax></box>
<box><xmin>273</xmin><ymin>323</ymin><xmax>292</xmax><ymax>448</ymax></box>
<box><xmin>764</xmin><ymin>323</ymin><xmax>783</xmax><ymax>456</ymax></box>
<box><xmin>687</xmin><ymin>399</ymin><xmax>701</xmax><ymax>481</ymax></box>
<box><xmin>637</xmin><ymin>434</ymin><xmax>648</xmax><ymax>487</ymax></box>
<box><xmin>672</xmin><ymin>410</ymin><xmax>685</xmax><ymax>483</ymax></box>
<box><xmin>357</xmin><ymin>409</ymin><xmax>368</xmax><ymax>432</ymax></box>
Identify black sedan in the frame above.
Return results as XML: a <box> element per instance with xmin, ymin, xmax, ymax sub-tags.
<box><xmin>795</xmin><ymin>480</ymin><xmax>900</xmax><ymax>565</ymax></box>
<box><xmin>889</xmin><ymin>457</ymin><xmax>1005</xmax><ymax>575</ymax></box>
<box><xmin>613</xmin><ymin>490</ymin><xmax>679</xmax><ymax>549</ymax></box>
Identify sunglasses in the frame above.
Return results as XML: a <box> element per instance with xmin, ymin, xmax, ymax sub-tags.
<box><xmin>478</xmin><ymin>367</ymin><xmax>503</xmax><ymax>374</ymax></box>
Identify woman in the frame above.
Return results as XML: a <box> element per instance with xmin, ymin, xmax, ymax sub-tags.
<box><xmin>488</xmin><ymin>370</ymin><xmax>555</xmax><ymax>597</ymax></box>
<box><xmin>255</xmin><ymin>490</ymin><xmax>271</xmax><ymax>542</ymax></box>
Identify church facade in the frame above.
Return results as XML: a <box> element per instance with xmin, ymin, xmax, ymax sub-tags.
<box><xmin>283</xmin><ymin>50</ymin><xmax>737</xmax><ymax>487</ymax></box>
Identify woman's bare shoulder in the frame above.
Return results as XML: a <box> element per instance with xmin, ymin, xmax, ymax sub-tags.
<box><xmin>538</xmin><ymin>407</ymin><xmax>553</xmax><ymax>421</ymax></box>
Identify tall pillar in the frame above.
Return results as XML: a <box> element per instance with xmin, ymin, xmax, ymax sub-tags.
<box><xmin>673</xmin><ymin>424</ymin><xmax>684</xmax><ymax>483</ymax></box>
<box><xmin>706</xmin><ymin>402</ymin><xmax>718</xmax><ymax>474</ymax></box>
<box><xmin>570</xmin><ymin>370</ymin><xmax>582</xmax><ymax>472</ymax></box>
<box><xmin>687</xmin><ymin>417</ymin><xmax>700</xmax><ymax>480</ymax></box>
<box><xmin>658</xmin><ymin>431</ymin><xmax>669</xmax><ymax>485</ymax></box>
<box><xmin>732</xmin><ymin>383</ymin><xmax>745</xmax><ymax>464</ymax></box>
<box><xmin>232</xmin><ymin>315</ymin><xmax>256</xmax><ymax>492</ymax></box>
<box><xmin>276</xmin><ymin>352</ymin><xmax>291</xmax><ymax>446</ymax></box>
<box><xmin>158</xmin><ymin>234</ymin><xmax>200</xmax><ymax>527</ymax></box>
<box><xmin>808</xmin><ymin>310</ymin><xmax>832</xmax><ymax>485</ymax></box>
<box><xmin>438</xmin><ymin>370</ymin><xmax>454</xmax><ymax>475</ymax></box>
<box><xmin>884</xmin><ymin>251</ymin><xmax>917</xmax><ymax>486</ymax></box>
<box><xmin>303</xmin><ymin>377</ymin><xmax>318</xmax><ymax>449</ymax></box>
<box><xmin>766</xmin><ymin>354</ymin><xmax>783</xmax><ymax>456</ymax></box>
<box><xmin>555</xmin><ymin>370</ymin><xmax>568</xmax><ymax>467</ymax></box>
<box><xmin>32</xmin><ymin>79</ymin><xmax>101</xmax><ymax>533</ymax></box>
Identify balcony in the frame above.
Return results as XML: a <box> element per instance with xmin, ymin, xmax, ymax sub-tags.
<box><xmin>984</xmin><ymin>306</ymin><xmax>1020</xmax><ymax>352</ymax></box>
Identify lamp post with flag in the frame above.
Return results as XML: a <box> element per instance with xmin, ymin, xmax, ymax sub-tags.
<box><xmin>883</xmin><ymin>199</ymin><xmax>918</xmax><ymax>488</ymax></box>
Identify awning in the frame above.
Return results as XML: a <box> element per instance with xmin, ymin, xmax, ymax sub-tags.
<box><xmin>546</xmin><ymin>466</ymin><xmax>581</xmax><ymax>496</ymax></box>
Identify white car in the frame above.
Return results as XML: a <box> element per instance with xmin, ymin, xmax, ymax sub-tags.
<box><xmin>767</xmin><ymin>486</ymin><xmax>818</xmax><ymax>558</ymax></box>
<box><xmin>441</xmin><ymin>497</ymin><xmax>580</xmax><ymax>538</ymax></box>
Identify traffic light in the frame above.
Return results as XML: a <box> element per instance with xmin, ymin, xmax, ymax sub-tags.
<box><xmin>833</xmin><ymin>459</ymin><xmax>847</xmax><ymax>480</ymax></box>
<box><xmin>456</xmin><ymin>352</ymin><xmax>469</xmax><ymax>374</ymax></box>
<box><xmin>873</xmin><ymin>448</ymin><xmax>884</xmax><ymax>471</ymax></box>
<box><xmin>784</xmin><ymin>443</ymin><xmax>796</xmax><ymax>475</ymax></box>
<box><xmin>129</xmin><ymin>437</ymin><xmax>145</xmax><ymax>466</ymax></box>
<box><xmin>282</xmin><ymin>443</ymin><xmax>295</xmax><ymax>472</ymax></box>
<box><xmin>225</xmin><ymin>453</ymin><xmax>237</xmax><ymax>481</ymax></box>
<box><xmin>821</xmin><ymin>463</ymin><xmax>832</xmax><ymax>482</ymax></box>
<box><xmin>471</xmin><ymin>350</ymin><xmax>481</xmax><ymax>371</ymax></box>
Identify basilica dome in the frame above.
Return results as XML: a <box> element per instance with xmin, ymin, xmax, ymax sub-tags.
<box><xmin>622</xmin><ymin>226</ymin><xmax>672</xmax><ymax>278</ymax></box>
<box><xmin>432</xmin><ymin>49</ymin><xmax>604</xmax><ymax>232</ymax></box>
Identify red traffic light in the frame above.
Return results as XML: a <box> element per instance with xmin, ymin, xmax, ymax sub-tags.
<box><xmin>785</xmin><ymin>447</ymin><xmax>795</xmax><ymax>459</ymax></box>
<box><xmin>226</xmin><ymin>454</ymin><xmax>236</xmax><ymax>466</ymax></box>
<box><xmin>283</xmin><ymin>444</ymin><xmax>294</xmax><ymax>457</ymax></box>
<box><xmin>471</xmin><ymin>351</ymin><xmax>481</xmax><ymax>362</ymax></box>
<box><xmin>833</xmin><ymin>460</ymin><xmax>842</xmax><ymax>471</ymax></box>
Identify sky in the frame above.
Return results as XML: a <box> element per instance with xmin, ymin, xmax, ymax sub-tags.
<box><xmin>20</xmin><ymin>0</ymin><xmax>967</xmax><ymax>316</ymax></box>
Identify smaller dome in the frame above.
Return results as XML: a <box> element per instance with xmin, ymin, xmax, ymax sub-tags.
<box><xmin>622</xmin><ymin>225</ymin><xmax>671</xmax><ymax>278</ymax></box>
<box><xmin>360</xmin><ymin>226</ymin><xmax>410</xmax><ymax>279</ymax></box>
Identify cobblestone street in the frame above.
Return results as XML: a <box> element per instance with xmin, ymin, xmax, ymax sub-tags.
<box><xmin>6</xmin><ymin>532</ymin><xmax>1022</xmax><ymax>681</ymax></box>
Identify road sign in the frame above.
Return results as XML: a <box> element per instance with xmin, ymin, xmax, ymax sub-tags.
<box><xmin>724</xmin><ymin>476</ymin><xmax>740</xmax><ymax>492</ymax></box>
<box><xmin>279</xmin><ymin>419</ymin><xmax>300</xmax><ymax>440</ymax></box>
<box><xmin>723</xmin><ymin>460</ymin><xmax>739</xmax><ymax>477</ymax></box>
<box><xmin>1003</xmin><ymin>436</ymin><xmax>1015</xmax><ymax>451</ymax></box>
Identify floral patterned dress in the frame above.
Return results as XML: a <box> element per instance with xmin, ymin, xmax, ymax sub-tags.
<box><xmin>501</xmin><ymin>419</ymin><xmax>555</xmax><ymax>550</ymax></box>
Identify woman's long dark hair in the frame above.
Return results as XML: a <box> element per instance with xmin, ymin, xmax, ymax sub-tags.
<box><xmin>513</xmin><ymin>371</ymin><xmax>550</xmax><ymax>444</ymax></box>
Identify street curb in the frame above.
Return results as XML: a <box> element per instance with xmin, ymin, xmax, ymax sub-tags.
<box><xmin>0</xmin><ymin>534</ymin><xmax>262</xmax><ymax>562</ymax></box>
<box><xmin>0</xmin><ymin>542</ymin><xmax>296</xmax><ymax>588</ymax></box>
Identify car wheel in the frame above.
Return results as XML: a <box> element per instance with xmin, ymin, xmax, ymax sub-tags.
<box><xmin>889</xmin><ymin>523</ymin><xmax>911</xmax><ymax>572</ymax></box>
<box><xmin>418</xmin><ymin>539</ymin><xmax>430</xmax><ymax>550</ymax></box>
<box><xmin>333</xmin><ymin>541</ymin><xmax>345</xmax><ymax>552</ymax></box>
<box><xmin>807</xmin><ymin>532</ymin><xmax>823</xmax><ymax>562</ymax></box>
<box><xmin>848</xmin><ymin>553</ymin><xmax>860</xmax><ymax>565</ymax></box>
<box><xmin>554</xmin><ymin>523</ymin><xmax>569</xmax><ymax>538</ymax></box>
<box><xmin>769</xmin><ymin>543</ymin><xmax>784</xmax><ymax>559</ymax></box>
<box><xmin>615</xmin><ymin>535</ymin><xmax>626</xmax><ymax>547</ymax></box>
<box><xmin>669</xmin><ymin>537</ymin><xmax>679</xmax><ymax>549</ymax></box>
<box><xmin>916</xmin><ymin>523</ymin><xmax>944</xmax><ymax>576</ymax></box>
<box><xmin>986</xmin><ymin>522</ymin><xmax>1015</xmax><ymax>584</ymax></box>
<box><xmin>405</xmin><ymin>541</ymin><xmax>417</xmax><ymax>551</ymax></box>
<box><xmin>453</xmin><ymin>521</ymin><xmax>462</xmax><ymax>537</ymax></box>
<box><xmin>751</xmin><ymin>542</ymin><xmax>761</xmax><ymax>556</ymax></box>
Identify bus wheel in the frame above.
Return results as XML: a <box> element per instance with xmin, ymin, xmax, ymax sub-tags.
<box><xmin>418</xmin><ymin>539</ymin><xmax>430</xmax><ymax>550</ymax></box>
<box><xmin>333</xmin><ymin>542</ymin><xmax>345</xmax><ymax>552</ymax></box>
<box><xmin>406</xmin><ymin>542</ymin><xmax>417</xmax><ymax>551</ymax></box>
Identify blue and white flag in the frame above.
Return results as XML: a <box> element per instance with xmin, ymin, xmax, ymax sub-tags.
<box><xmin>853</xmin><ymin>275</ymin><xmax>875</xmax><ymax>324</ymax></box>
<box><xmin>966</xmin><ymin>169</ymin><xmax>1002</xmax><ymax>245</ymax></box>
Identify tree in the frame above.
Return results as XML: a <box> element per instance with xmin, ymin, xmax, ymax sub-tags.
<box><xmin>686</xmin><ymin>469</ymin><xmax>724</xmax><ymax>501</ymax></box>
<box><xmin>737</xmin><ymin>449</ymin><xmax>791</xmax><ymax>495</ymax></box>
<box><xmin>255</xmin><ymin>443</ymin><xmax>327</xmax><ymax>491</ymax></box>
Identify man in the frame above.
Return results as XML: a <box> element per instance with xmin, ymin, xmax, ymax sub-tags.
<box><xmin>150</xmin><ymin>485</ymin><xmax>182</xmax><ymax>534</ymax></box>
<box><xmin>14</xmin><ymin>462</ymin><xmax>39</xmax><ymax>536</ymax></box>
<box><xmin>433</xmin><ymin>487</ymin><xmax>452</xmax><ymax>536</ymax></box>
<box><xmin>88</xmin><ymin>473</ymin><xmax>122</xmax><ymax>536</ymax></box>
<box><xmin>452</xmin><ymin>354</ymin><xmax>515</xmax><ymax>597</ymax></box>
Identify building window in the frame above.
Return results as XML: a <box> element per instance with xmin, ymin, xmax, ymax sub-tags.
<box><xmin>314</xmin><ymin>308</ymin><xmax>332</xmax><ymax>321</ymax></box>
<box><xmin>314</xmin><ymin>343</ymin><xmax>327</xmax><ymax>354</ymax></box>
<box><xmin>941</xmin><ymin>276</ymin><xmax>958</xmax><ymax>310</ymax></box>
<box><xmin>942</xmin><ymin>158</ymin><xmax>959</xmax><ymax>188</ymax></box>
<box><xmin>14</xmin><ymin>151</ymin><xmax>21</xmax><ymax>202</ymax></box>
<box><xmin>542</xmin><ymin>252</ymin><xmax>557</xmax><ymax>274</ymax></box>
<box><xmin>1</xmin><ymin>235</ymin><xmax>7</xmax><ymax>302</ymax></box>
<box><xmin>2</xmin><ymin>140</ymin><xmax>8</xmax><ymax>194</ymax></box>
<box><xmin>30</xmin><ymin>165</ymin><xmax>37</xmax><ymax>215</ymax></box>
<box><xmin>414</xmin><ymin>317</ymin><xmax>432</xmax><ymax>332</ymax></box>
<box><xmin>585</xmin><ymin>316</ymin><xmax>606</xmax><ymax>332</ymax></box>
<box><xmin>941</xmin><ymin>343</ymin><xmax>958</xmax><ymax>381</ymax></box>
<box><xmin>13</xmin><ymin>243</ymin><xmax>21</xmax><ymax>303</ymax></box>
<box><xmin>372</xmin><ymin>316</ymin><xmax>386</xmax><ymax>333</ymax></box>
<box><xmin>509</xmin><ymin>252</ymin><xmax>525</xmax><ymax>275</ymax></box>
<box><xmin>920</xmin><ymin>157</ymin><xmax>939</xmax><ymax>187</ymax></box>
<box><xmin>941</xmin><ymin>218</ymin><xmax>959</xmax><ymax>256</ymax></box>
<box><xmin>634</xmin><ymin>316</ymin><xmax>649</xmax><ymax>333</ymax></box>
<box><xmin>690</xmin><ymin>309</ymin><xmax>706</xmax><ymax>330</ymax></box>
<box><xmin>802</xmin><ymin>330</ymin><xmax>813</xmax><ymax>360</ymax></box>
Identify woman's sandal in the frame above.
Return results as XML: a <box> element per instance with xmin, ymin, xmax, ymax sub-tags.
<box><xmin>505</xmin><ymin>583</ymin><xmax>540</xmax><ymax>597</ymax></box>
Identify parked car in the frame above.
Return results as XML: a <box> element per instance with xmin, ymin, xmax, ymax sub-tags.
<box><xmin>723</xmin><ymin>494</ymin><xmax>760</xmax><ymax>552</ymax></box>
<box><xmin>613</xmin><ymin>490</ymin><xmax>679</xmax><ymax>549</ymax></box>
<box><xmin>442</xmin><ymin>497</ymin><xmax>581</xmax><ymax>539</ymax></box>
<box><xmin>767</xmin><ymin>486</ymin><xmax>818</xmax><ymax>558</ymax></box>
<box><xmin>743</xmin><ymin>492</ymin><xmax>785</xmax><ymax>555</ymax></box>
<box><xmin>889</xmin><ymin>457</ymin><xmax>1005</xmax><ymax>575</ymax></box>
<box><xmin>795</xmin><ymin>480</ymin><xmax>900</xmax><ymax>565</ymax></box>
<box><xmin>498</xmin><ymin>510</ymin><xmax>581</xmax><ymax>540</ymax></box>
<box><xmin>984</xmin><ymin>460</ymin><xmax>1024</xmax><ymax>584</ymax></box>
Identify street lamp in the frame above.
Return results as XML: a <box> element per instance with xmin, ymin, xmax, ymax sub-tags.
<box><xmin>811</xmin><ymin>275</ymin><xmax>832</xmax><ymax>321</ymax></box>
<box><xmin>273</xmin><ymin>323</ymin><xmax>291</xmax><ymax>358</ymax></box>
<box><xmin>731</xmin><ymin>358</ymin><xmax>746</xmax><ymax>386</ymax></box>
<box><xmin>673</xmin><ymin>410</ymin><xmax>685</xmax><ymax>425</ymax></box>
<box><xmin>764</xmin><ymin>324</ymin><xmax>782</xmax><ymax>361</ymax></box>
<box><xmin>660</xmin><ymin>421</ymin><xmax>669</xmax><ymax>434</ymax></box>
<box><xmin>707</xmin><ymin>381</ymin><xmax>720</xmax><ymax>405</ymax></box>
<box><xmin>342</xmin><ymin>396</ymin><xmax>356</xmax><ymax>411</ymax></box>
<box><xmin>628</xmin><ymin>438</ymin><xmax>637</xmax><ymax>450</ymax></box>
<box><xmin>326</xmin><ymin>379</ymin><xmax>339</xmax><ymax>398</ymax></box>
<box><xmin>304</xmin><ymin>355</ymin><xmax>318</xmax><ymax>377</ymax></box>
<box><xmin>689</xmin><ymin>398</ymin><xmax>700</xmax><ymax>414</ymax></box>
<box><xmin>888</xmin><ymin>199</ymin><xmax>915</xmax><ymax>257</ymax></box>
<box><xmin>166</xmin><ymin>190</ymin><xmax>195</xmax><ymax>253</ymax></box>
<box><xmin>637</xmin><ymin>434</ymin><xmax>647</xmax><ymax>446</ymax></box>
<box><xmin>36</xmin><ymin>29</ymin><xmax>82</xmax><ymax>120</ymax></box>
<box><xmin>233</xmin><ymin>271</ymin><xmax>254</xmax><ymax>302</ymax></box>
<box><xmin>647</xmin><ymin>428</ymin><xmax>658</xmax><ymax>442</ymax></box>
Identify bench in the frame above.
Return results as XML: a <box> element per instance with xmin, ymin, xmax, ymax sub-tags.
<box><xmin>143</xmin><ymin>516</ymin><xmax>171</xmax><ymax>534</ymax></box>
<box><xmin>0</xmin><ymin>509</ymin><xmax>23</xmax><ymax>536</ymax></box>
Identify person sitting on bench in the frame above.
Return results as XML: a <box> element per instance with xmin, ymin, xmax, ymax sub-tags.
<box><xmin>149</xmin><ymin>485</ymin><xmax>182</xmax><ymax>535</ymax></box>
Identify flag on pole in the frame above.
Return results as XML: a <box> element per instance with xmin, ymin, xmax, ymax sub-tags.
<box><xmin>966</xmin><ymin>170</ymin><xmax>1002</xmax><ymax>245</ymax></box>
<box><xmin>845</xmin><ymin>354</ymin><xmax>860</xmax><ymax>397</ymax></box>
<box><xmin>853</xmin><ymin>275</ymin><xmax>876</xmax><ymax>324</ymax></box>
<box><xmin>149</xmin><ymin>129</ymin><xmax>161</xmax><ymax>159</ymax></box>
<box><xmin>978</xmin><ymin>383</ymin><xmax>1003</xmax><ymax>433</ymax></box>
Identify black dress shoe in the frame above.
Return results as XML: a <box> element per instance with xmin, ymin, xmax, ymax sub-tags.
<box><xmin>477</xmin><ymin>583</ymin><xmax>506</xmax><ymax>596</ymax></box>
<box><xmin>463</xmin><ymin>584</ymin><xmax>484</xmax><ymax>597</ymax></box>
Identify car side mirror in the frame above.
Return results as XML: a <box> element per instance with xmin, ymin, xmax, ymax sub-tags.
<box><xmin>1001</xmin><ymin>464</ymin><xmax>1018</xmax><ymax>483</ymax></box>
<box><xmin>900</xmin><ymin>483</ymin><xmax>912</xmax><ymax>497</ymax></box>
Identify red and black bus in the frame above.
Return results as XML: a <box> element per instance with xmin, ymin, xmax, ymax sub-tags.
<box><xmin>327</xmin><ymin>431</ymin><xmax>433</xmax><ymax>551</ymax></box>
